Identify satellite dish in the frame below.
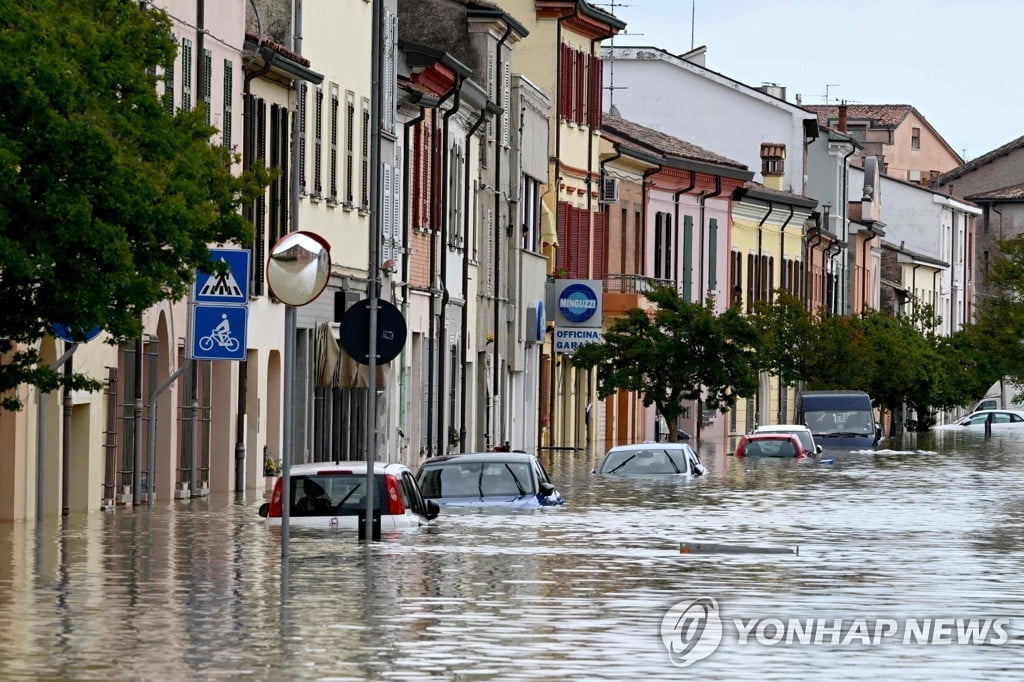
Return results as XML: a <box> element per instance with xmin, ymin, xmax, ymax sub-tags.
<box><xmin>266</xmin><ymin>231</ymin><xmax>331</xmax><ymax>306</ymax></box>
<box><xmin>340</xmin><ymin>299</ymin><xmax>408</xmax><ymax>365</ymax></box>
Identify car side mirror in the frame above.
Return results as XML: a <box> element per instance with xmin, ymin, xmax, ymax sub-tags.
<box><xmin>539</xmin><ymin>481</ymin><xmax>556</xmax><ymax>496</ymax></box>
<box><xmin>816</xmin><ymin>445</ymin><xmax>824</xmax><ymax>454</ymax></box>
<box><xmin>425</xmin><ymin>499</ymin><xmax>440</xmax><ymax>521</ymax></box>
<box><xmin>258</xmin><ymin>502</ymin><xmax>270</xmax><ymax>518</ymax></box>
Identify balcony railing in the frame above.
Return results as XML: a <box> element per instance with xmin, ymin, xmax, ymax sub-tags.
<box><xmin>603</xmin><ymin>273</ymin><xmax>675</xmax><ymax>294</ymax></box>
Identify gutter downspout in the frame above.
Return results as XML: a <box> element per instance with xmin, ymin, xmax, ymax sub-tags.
<box><xmin>932</xmin><ymin>270</ymin><xmax>941</xmax><ymax>333</ymax></box>
<box><xmin>599</xmin><ymin>148</ymin><xmax>622</xmax><ymax>270</ymax></box>
<box><xmin>641</xmin><ymin>166</ymin><xmax>662</xmax><ymax>279</ymax></box>
<box><xmin>777</xmin><ymin>204</ymin><xmax>795</xmax><ymax>423</ymax></box>
<box><xmin>492</xmin><ymin>24</ymin><xmax>514</xmax><ymax>451</ymax></box>
<box><xmin>804</xmin><ymin>227</ymin><xmax>823</xmax><ymax>310</ymax></box>
<box><xmin>911</xmin><ymin>264</ymin><xmax>921</xmax><ymax>316</ymax></box>
<box><xmin>459</xmin><ymin>106</ymin><xmax>491</xmax><ymax>451</ymax></box>
<box><xmin>840</xmin><ymin>145</ymin><xmax>856</xmax><ymax>314</ymax></box>
<box><xmin>437</xmin><ymin>78</ymin><xmax>464</xmax><ymax>456</ymax></box>
<box><xmin>862</xmin><ymin>227</ymin><xmax>878</xmax><ymax>310</ymax></box>
<box><xmin>427</xmin><ymin>88</ymin><xmax>456</xmax><ymax>455</ymax></box>
<box><xmin>949</xmin><ymin>210</ymin><xmax>957</xmax><ymax>331</ymax></box>
<box><xmin>401</xmin><ymin>105</ymin><xmax>428</xmax><ymax>454</ymax></box>
<box><xmin>673</xmin><ymin>170</ymin><xmax>697</xmax><ymax>289</ymax></box>
<box><xmin>699</xmin><ymin>176</ymin><xmax>722</xmax><ymax>301</ymax></box>
<box><xmin>756</xmin><ymin>199</ymin><xmax>774</xmax><ymax>308</ymax></box>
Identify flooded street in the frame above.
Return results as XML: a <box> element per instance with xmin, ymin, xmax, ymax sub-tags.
<box><xmin>2</xmin><ymin>431</ymin><xmax>1023</xmax><ymax>680</ymax></box>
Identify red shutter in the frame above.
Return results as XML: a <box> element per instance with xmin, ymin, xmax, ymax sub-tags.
<box><xmin>560</xmin><ymin>44</ymin><xmax>571</xmax><ymax>120</ymax></box>
<box><xmin>575</xmin><ymin>49</ymin><xmax>585</xmax><ymax>125</ymax></box>
<box><xmin>590</xmin><ymin>55</ymin><xmax>603</xmax><ymax>129</ymax></box>
<box><xmin>593</xmin><ymin>209</ymin><xmax>607</xmax><ymax>281</ymax></box>
<box><xmin>556</xmin><ymin>201</ymin><xmax>568</xmax><ymax>271</ymax></box>
<box><xmin>570</xmin><ymin>206</ymin><xmax>584</xmax><ymax>278</ymax></box>
<box><xmin>580</xmin><ymin>209</ymin><xmax>592</xmax><ymax>278</ymax></box>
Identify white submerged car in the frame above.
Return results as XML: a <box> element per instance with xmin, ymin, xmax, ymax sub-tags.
<box><xmin>753</xmin><ymin>424</ymin><xmax>824</xmax><ymax>454</ymax></box>
<box><xmin>258</xmin><ymin>461</ymin><xmax>439</xmax><ymax>530</ymax></box>
<box><xmin>934</xmin><ymin>409</ymin><xmax>1024</xmax><ymax>430</ymax></box>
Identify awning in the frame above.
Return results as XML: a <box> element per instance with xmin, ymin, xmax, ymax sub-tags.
<box><xmin>541</xmin><ymin>201</ymin><xmax>558</xmax><ymax>247</ymax></box>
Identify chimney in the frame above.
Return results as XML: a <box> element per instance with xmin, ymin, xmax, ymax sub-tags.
<box><xmin>838</xmin><ymin>102</ymin><xmax>848</xmax><ymax>132</ymax></box>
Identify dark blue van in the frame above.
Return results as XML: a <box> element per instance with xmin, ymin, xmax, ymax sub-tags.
<box><xmin>794</xmin><ymin>390</ymin><xmax>881</xmax><ymax>449</ymax></box>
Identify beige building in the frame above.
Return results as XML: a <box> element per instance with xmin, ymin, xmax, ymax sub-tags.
<box><xmin>806</xmin><ymin>104</ymin><xmax>962</xmax><ymax>185</ymax></box>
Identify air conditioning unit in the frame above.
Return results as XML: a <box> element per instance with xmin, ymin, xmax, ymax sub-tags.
<box><xmin>600</xmin><ymin>177</ymin><xmax>620</xmax><ymax>203</ymax></box>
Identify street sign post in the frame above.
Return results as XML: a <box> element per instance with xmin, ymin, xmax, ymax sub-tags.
<box><xmin>190</xmin><ymin>248</ymin><xmax>250</xmax><ymax>362</ymax></box>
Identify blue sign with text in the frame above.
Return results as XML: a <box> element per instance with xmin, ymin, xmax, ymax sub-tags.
<box><xmin>190</xmin><ymin>305</ymin><xmax>248</xmax><ymax>361</ymax></box>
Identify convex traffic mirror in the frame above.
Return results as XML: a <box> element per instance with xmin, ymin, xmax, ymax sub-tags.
<box><xmin>266</xmin><ymin>231</ymin><xmax>331</xmax><ymax>306</ymax></box>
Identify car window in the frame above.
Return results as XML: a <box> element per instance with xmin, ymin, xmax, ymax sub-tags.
<box><xmin>1013</xmin><ymin>414</ymin><xmax>1024</xmax><ymax>423</ymax></box>
<box><xmin>418</xmin><ymin>461</ymin><xmax>536</xmax><ymax>498</ymax></box>
<box><xmin>967</xmin><ymin>413</ymin><xmax>991</xmax><ymax>425</ymax></box>
<box><xmin>401</xmin><ymin>472</ymin><xmax>425</xmax><ymax>516</ymax></box>
<box><xmin>746</xmin><ymin>439</ymin><xmax>796</xmax><ymax>457</ymax></box>
<box><xmin>532</xmin><ymin>459</ymin><xmax>549</xmax><ymax>486</ymax></box>
<box><xmin>601</xmin><ymin>449</ymin><xmax>685</xmax><ymax>474</ymax></box>
<box><xmin>290</xmin><ymin>474</ymin><xmax>382</xmax><ymax>516</ymax></box>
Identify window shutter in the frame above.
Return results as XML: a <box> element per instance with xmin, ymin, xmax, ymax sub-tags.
<box><xmin>575</xmin><ymin>49</ymin><xmax>585</xmax><ymax>125</ymax></box>
<box><xmin>502</xmin><ymin>60</ymin><xmax>511</xmax><ymax>148</ymax></box>
<box><xmin>653</xmin><ymin>213</ymin><xmax>663</xmax><ymax>279</ymax></box>
<box><xmin>708</xmin><ymin>218</ymin><xmax>718</xmax><ymax>291</ymax></box>
<box><xmin>298</xmin><ymin>84</ymin><xmax>307</xmax><ymax>195</ymax></box>
<box><xmin>593</xmin><ymin>209</ymin><xmax>607</xmax><ymax>281</ymax></box>
<box><xmin>202</xmin><ymin>49</ymin><xmax>212</xmax><ymax>125</ymax></box>
<box><xmin>393</xmin><ymin>146</ymin><xmax>403</xmax><ymax>257</ymax></box>
<box><xmin>181</xmin><ymin>37</ymin><xmax>192</xmax><ymax>111</ymax></box>
<box><xmin>314</xmin><ymin>86</ymin><xmax>323</xmax><ymax>197</ymax></box>
<box><xmin>682</xmin><ymin>215</ymin><xmax>694</xmax><ymax>301</ymax></box>
<box><xmin>361</xmin><ymin>98</ymin><xmax>370</xmax><ymax>208</ymax></box>
<box><xmin>221</xmin><ymin>59</ymin><xmax>232</xmax><ymax>148</ymax></box>
<box><xmin>579</xmin><ymin>209</ymin><xmax>591</xmax><ymax>278</ymax></box>
<box><xmin>329</xmin><ymin>84</ymin><xmax>339</xmax><ymax>202</ymax></box>
<box><xmin>382</xmin><ymin>161</ymin><xmax>393</xmax><ymax>261</ymax></box>
<box><xmin>345</xmin><ymin>92</ymin><xmax>355</xmax><ymax>204</ymax></box>
<box><xmin>163</xmin><ymin>36</ymin><xmax>175</xmax><ymax>114</ymax></box>
<box><xmin>664</xmin><ymin>213</ymin><xmax>673</xmax><ymax>281</ymax></box>
<box><xmin>570</xmin><ymin>206</ymin><xmax>585</xmax><ymax>278</ymax></box>
<box><xmin>383</xmin><ymin>9</ymin><xmax>397</xmax><ymax>134</ymax></box>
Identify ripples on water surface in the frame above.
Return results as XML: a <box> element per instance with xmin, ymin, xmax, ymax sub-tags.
<box><xmin>1</xmin><ymin>430</ymin><xmax>1023</xmax><ymax>680</ymax></box>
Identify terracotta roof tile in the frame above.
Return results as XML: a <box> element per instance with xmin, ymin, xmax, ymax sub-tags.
<box><xmin>602</xmin><ymin>114</ymin><xmax>747</xmax><ymax>170</ymax></box>
<box><xmin>965</xmin><ymin>182</ymin><xmax>1024</xmax><ymax>201</ymax></box>
<box><xmin>804</xmin><ymin>104</ymin><xmax>912</xmax><ymax>129</ymax></box>
<box><xmin>245</xmin><ymin>32</ymin><xmax>311</xmax><ymax>67</ymax></box>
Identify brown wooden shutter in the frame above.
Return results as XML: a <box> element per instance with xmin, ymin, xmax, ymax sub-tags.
<box><xmin>575</xmin><ymin>49</ymin><xmax>585</xmax><ymax>125</ymax></box>
<box><xmin>570</xmin><ymin>206</ymin><xmax>584</xmax><ymax>278</ymax></box>
<box><xmin>556</xmin><ymin>201</ymin><xmax>569</xmax><ymax>271</ymax></box>
<box><xmin>593</xmin><ymin>209</ymin><xmax>607</xmax><ymax>281</ymax></box>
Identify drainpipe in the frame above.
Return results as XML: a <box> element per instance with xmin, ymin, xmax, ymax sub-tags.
<box><xmin>840</xmin><ymin>145</ymin><xmax>856</xmax><ymax>314</ymax></box>
<box><xmin>460</xmin><ymin>105</ymin><xmax>493</xmax><ymax>451</ymax></box>
<box><xmin>437</xmin><ymin>78</ymin><xmax>464</xmax><ymax>456</ymax></box>
<box><xmin>804</xmin><ymin>227</ymin><xmax>823</xmax><ymax>310</ymax></box>
<box><xmin>426</xmin><ymin>89</ymin><xmax>456</xmax><ymax>456</ymax></box>
<box><xmin>911</xmin><ymin>263</ymin><xmax>921</xmax><ymax>317</ymax></box>
<box><xmin>932</xmin><ymin>270</ymin><xmax>941</xmax><ymax>333</ymax></box>
<box><xmin>599</xmin><ymin>147</ymin><xmax>622</xmax><ymax>273</ymax></box>
<box><xmin>862</xmin><ymin>228</ymin><xmax>878</xmax><ymax>310</ymax></box>
<box><xmin>699</xmin><ymin>176</ymin><xmax>722</xmax><ymax>301</ymax></box>
<box><xmin>491</xmin><ymin>24</ymin><xmax>514</xmax><ymax>451</ymax></box>
<box><xmin>949</xmin><ymin>209</ymin><xmax>957</xmax><ymax>331</ymax></box>
<box><xmin>673</xmin><ymin>170</ymin><xmax>697</xmax><ymax>289</ymax></box>
<box><xmin>756</xmin><ymin>200</ymin><xmax>774</xmax><ymax>309</ymax></box>
<box><xmin>641</xmin><ymin>166</ymin><xmax>662</xmax><ymax>278</ymax></box>
<box><xmin>401</xmin><ymin>104</ymin><xmax>427</xmax><ymax>453</ymax></box>
<box><xmin>779</xmin><ymin>203</ymin><xmax>794</xmax><ymax>286</ymax></box>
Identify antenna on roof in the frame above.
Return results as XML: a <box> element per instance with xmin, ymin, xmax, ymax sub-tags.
<box><xmin>824</xmin><ymin>84</ymin><xmax>840</xmax><ymax>104</ymax></box>
<box><xmin>594</xmin><ymin>0</ymin><xmax>641</xmax><ymax>113</ymax></box>
<box><xmin>691</xmin><ymin>0</ymin><xmax>696</xmax><ymax>50</ymax></box>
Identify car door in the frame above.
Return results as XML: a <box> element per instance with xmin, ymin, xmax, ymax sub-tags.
<box><xmin>400</xmin><ymin>471</ymin><xmax>428</xmax><ymax>524</ymax></box>
<box><xmin>686</xmin><ymin>447</ymin><xmax>706</xmax><ymax>476</ymax></box>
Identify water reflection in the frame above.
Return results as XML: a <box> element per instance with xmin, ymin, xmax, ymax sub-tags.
<box><xmin>0</xmin><ymin>432</ymin><xmax>1022</xmax><ymax>678</ymax></box>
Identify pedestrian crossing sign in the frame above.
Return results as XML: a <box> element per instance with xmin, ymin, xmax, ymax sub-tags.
<box><xmin>194</xmin><ymin>248</ymin><xmax>250</xmax><ymax>303</ymax></box>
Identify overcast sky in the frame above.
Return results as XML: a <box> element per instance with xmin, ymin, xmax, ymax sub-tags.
<box><xmin>606</xmin><ymin>0</ymin><xmax>1023</xmax><ymax>162</ymax></box>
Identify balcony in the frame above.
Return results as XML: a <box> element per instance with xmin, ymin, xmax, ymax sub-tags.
<box><xmin>603</xmin><ymin>274</ymin><xmax>675</xmax><ymax>315</ymax></box>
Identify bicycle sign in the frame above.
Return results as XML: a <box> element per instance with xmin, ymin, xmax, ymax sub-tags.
<box><xmin>190</xmin><ymin>304</ymin><xmax>247</xmax><ymax>361</ymax></box>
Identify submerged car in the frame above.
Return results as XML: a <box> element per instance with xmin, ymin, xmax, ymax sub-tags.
<box><xmin>934</xmin><ymin>409</ymin><xmax>1024</xmax><ymax>430</ymax></box>
<box><xmin>416</xmin><ymin>452</ymin><xmax>564</xmax><ymax>508</ymax></box>
<box><xmin>596</xmin><ymin>442</ymin><xmax>707</xmax><ymax>477</ymax></box>
<box><xmin>753</xmin><ymin>424</ymin><xmax>823</xmax><ymax>454</ymax></box>
<box><xmin>258</xmin><ymin>461</ymin><xmax>439</xmax><ymax>530</ymax></box>
<box><xmin>734</xmin><ymin>433</ymin><xmax>811</xmax><ymax>459</ymax></box>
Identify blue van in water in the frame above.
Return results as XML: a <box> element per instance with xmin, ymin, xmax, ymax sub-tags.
<box><xmin>794</xmin><ymin>390</ymin><xmax>881</xmax><ymax>449</ymax></box>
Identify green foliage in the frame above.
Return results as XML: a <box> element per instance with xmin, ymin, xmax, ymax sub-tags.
<box><xmin>749</xmin><ymin>291</ymin><xmax>815</xmax><ymax>386</ymax></box>
<box><xmin>0</xmin><ymin>1</ymin><xmax>270</xmax><ymax>409</ymax></box>
<box><xmin>571</xmin><ymin>287</ymin><xmax>759</xmax><ymax>440</ymax></box>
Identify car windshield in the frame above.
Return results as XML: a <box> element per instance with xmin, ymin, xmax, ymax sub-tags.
<box><xmin>418</xmin><ymin>461</ymin><xmax>535</xmax><ymax>498</ymax></box>
<box><xmin>745</xmin><ymin>439</ymin><xmax>798</xmax><ymax>457</ymax></box>
<box><xmin>289</xmin><ymin>473</ymin><xmax>384</xmax><ymax>516</ymax></box>
<box><xmin>600</xmin><ymin>449</ymin><xmax>687</xmax><ymax>474</ymax></box>
<box><xmin>806</xmin><ymin>410</ymin><xmax>874</xmax><ymax>435</ymax></box>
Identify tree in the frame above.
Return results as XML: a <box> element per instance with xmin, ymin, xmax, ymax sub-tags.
<box><xmin>0</xmin><ymin>1</ymin><xmax>270</xmax><ymax>408</ymax></box>
<box><xmin>749</xmin><ymin>291</ymin><xmax>816</xmax><ymax>387</ymax></box>
<box><xmin>571</xmin><ymin>287</ymin><xmax>760</xmax><ymax>441</ymax></box>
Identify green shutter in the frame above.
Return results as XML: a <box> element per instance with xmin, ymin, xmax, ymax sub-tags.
<box><xmin>682</xmin><ymin>215</ymin><xmax>693</xmax><ymax>302</ymax></box>
<box><xmin>708</xmin><ymin>218</ymin><xmax>718</xmax><ymax>291</ymax></box>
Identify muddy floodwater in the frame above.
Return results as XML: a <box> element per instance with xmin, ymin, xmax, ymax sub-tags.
<box><xmin>1</xmin><ymin>430</ymin><xmax>1022</xmax><ymax>680</ymax></box>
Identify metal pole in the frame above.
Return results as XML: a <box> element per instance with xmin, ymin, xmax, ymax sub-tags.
<box><xmin>132</xmin><ymin>337</ymin><xmax>144</xmax><ymax>505</ymax></box>
<box><xmin>281</xmin><ymin>305</ymin><xmax>294</xmax><ymax>559</ymax></box>
<box><xmin>61</xmin><ymin>358</ymin><xmax>72</xmax><ymax>516</ymax></box>
<box><xmin>191</xmin><ymin>397</ymin><xmax>199</xmax><ymax>495</ymax></box>
<box><xmin>147</xmin><ymin>358</ymin><xmax>191</xmax><ymax>504</ymax></box>
<box><xmin>364</xmin><ymin>0</ymin><xmax>383</xmax><ymax>542</ymax></box>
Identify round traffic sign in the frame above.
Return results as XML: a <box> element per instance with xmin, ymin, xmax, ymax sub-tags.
<box><xmin>339</xmin><ymin>299</ymin><xmax>407</xmax><ymax>365</ymax></box>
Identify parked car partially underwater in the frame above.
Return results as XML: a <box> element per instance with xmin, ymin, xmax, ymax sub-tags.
<box><xmin>734</xmin><ymin>433</ymin><xmax>811</xmax><ymax>459</ymax></box>
<box><xmin>258</xmin><ymin>461</ymin><xmax>439</xmax><ymax>530</ymax></box>
<box><xmin>753</xmin><ymin>424</ymin><xmax>823</xmax><ymax>454</ymax></box>
<box><xmin>596</xmin><ymin>442</ymin><xmax>707</xmax><ymax>477</ymax></box>
<box><xmin>933</xmin><ymin>409</ymin><xmax>1024</xmax><ymax>430</ymax></box>
<box><xmin>416</xmin><ymin>452</ymin><xmax>564</xmax><ymax>508</ymax></box>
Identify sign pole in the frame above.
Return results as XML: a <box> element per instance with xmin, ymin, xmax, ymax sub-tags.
<box><xmin>364</xmin><ymin>0</ymin><xmax>383</xmax><ymax>543</ymax></box>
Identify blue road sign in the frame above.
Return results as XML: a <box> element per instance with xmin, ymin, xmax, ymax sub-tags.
<box><xmin>190</xmin><ymin>304</ymin><xmax>248</xmax><ymax>361</ymax></box>
<box><xmin>194</xmin><ymin>248</ymin><xmax>251</xmax><ymax>304</ymax></box>
<box><xmin>51</xmin><ymin>323</ymin><xmax>102</xmax><ymax>343</ymax></box>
